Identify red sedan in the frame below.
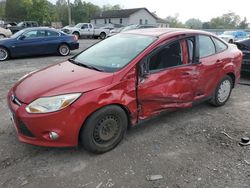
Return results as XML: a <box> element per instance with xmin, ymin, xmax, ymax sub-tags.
<box><xmin>8</xmin><ymin>28</ymin><xmax>242</xmax><ymax>153</ymax></box>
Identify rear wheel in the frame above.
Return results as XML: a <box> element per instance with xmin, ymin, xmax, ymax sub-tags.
<box><xmin>99</xmin><ymin>32</ymin><xmax>106</xmax><ymax>39</ymax></box>
<box><xmin>80</xmin><ymin>105</ymin><xmax>128</xmax><ymax>154</ymax></box>
<box><xmin>58</xmin><ymin>44</ymin><xmax>70</xmax><ymax>56</ymax></box>
<box><xmin>73</xmin><ymin>32</ymin><xmax>80</xmax><ymax>39</ymax></box>
<box><xmin>0</xmin><ymin>34</ymin><xmax>5</xmax><ymax>39</ymax></box>
<box><xmin>209</xmin><ymin>75</ymin><xmax>233</xmax><ymax>107</ymax></box>
<box><xmin>0</xmin><ymin>47</ymin><xmax>9</xmax><ymax>61</ymax></box>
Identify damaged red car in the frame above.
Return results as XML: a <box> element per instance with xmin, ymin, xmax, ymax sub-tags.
<box><xmin>8</xmin><ymin>28</ymin><xmax>242</xmax><ymax>153</ymax></box>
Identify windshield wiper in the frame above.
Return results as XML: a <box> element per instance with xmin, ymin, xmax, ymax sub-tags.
<box><xmin>68</xmin><ymin>58</ymin><xmax>104</xmax><ymax>72</ymax></box>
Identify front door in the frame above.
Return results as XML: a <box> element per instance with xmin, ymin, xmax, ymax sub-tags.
<box><xmin>80</xmin><ymin>24</ymin><xmax>91</xmax><ymax>36</ymax></box>
<box><xmin>137</xmin><ymin>38</ymin><xmax>199</xmax><ymax>120</ymax></box>
<box><xmin>11</xmin><ymin>29</ymin><xmax>47</xmax><ymax>57</ymax></box>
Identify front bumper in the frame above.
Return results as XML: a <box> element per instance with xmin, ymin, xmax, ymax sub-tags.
<box><xmin>7</xmin><ymin>91</ymin><xmax>83</xmax><ymax>147</ymax></box>
<box><xmin>69</xmin><ymin>42</ymin><xmax>79</xmax><ymax>50</ymax></box>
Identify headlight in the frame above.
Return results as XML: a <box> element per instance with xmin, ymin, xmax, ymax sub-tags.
<box><xmin>25</xmin><ymin>93</ymin><xmax>81</xmax><ymax>114</ymax></box>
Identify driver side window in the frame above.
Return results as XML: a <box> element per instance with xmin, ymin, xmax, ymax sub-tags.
<box><xmin>81</xmin><ymin>24</ymin><xmax>88</xmax><ymax>29</ymax></box>
<box><xmin>149</xmin><ymin>41</ymin><xmax>182</xmax><ymax>71</ymax></box>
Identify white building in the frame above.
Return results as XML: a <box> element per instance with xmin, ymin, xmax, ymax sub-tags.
<box><xmin>90</xmin><ymin>8</ymin><xmax>169</xmax><ymax>28</ymax></box>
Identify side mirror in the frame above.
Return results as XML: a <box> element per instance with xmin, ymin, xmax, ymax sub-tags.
<box><xmin>18</xmin><ymin>35</ymin><xmax>26</xmax><ymax>40</ymax></box>
<box><xmin>139</xmin><ymin>61</ymin><xmax>149</xmax><ymax>78</ymax></box>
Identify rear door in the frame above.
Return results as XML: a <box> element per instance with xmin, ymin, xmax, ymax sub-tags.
<box><xmin>137</xmin><ymin>37</ymin><xmax>199</xmax><ymax>119</ymax></box>
<box><xmin>194</xmin><ymin>35</ymin><xmax>228</xmax><ymax>100</ymax></box>
<box><xmin>43</xmin><ymin>30</ymin><xmax>61</xmax><ymax>53</ymax></box>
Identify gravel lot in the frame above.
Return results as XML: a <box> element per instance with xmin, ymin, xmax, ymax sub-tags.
<box><xmin>0</xmin><ymin>39</ymin><xmax>250</xmax><ymax>188</ymax></box>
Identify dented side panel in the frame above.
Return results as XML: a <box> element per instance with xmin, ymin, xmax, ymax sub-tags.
<box><xmin>137</xmin><ymin>65</ymin><xmax>199</xmax><ymax>119</ymax></box>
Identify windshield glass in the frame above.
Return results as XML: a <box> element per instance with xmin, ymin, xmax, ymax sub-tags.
<box><xmin>75</xmin><ymin>23</ymin><xmax>82</xmax><ymax>28</ymax></box>
<box><xmin>10</xmin><ymin>30</ymin><xmax>25</xmax><ymax>38</ymax></box>
<box><xmin>121</xmin><ymin>25</ymin><xmax>138</xmax><ymax>32</ymax></box>
<box><xmin>17</xmin><ymin>22</ymin><xmax>24</xmax><ymax>27</ymax></box>
<box><xmin>223</xmin><ymin>31</ymin><xmax>235</xmax><ymax>35</ymax></box>
<box><xmin>72</xmin><ymin>33</ymin><xmax>155</xmax><ymax>72</ymax></box>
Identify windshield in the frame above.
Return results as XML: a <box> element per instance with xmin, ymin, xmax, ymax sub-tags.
<box><xmin>72</xmin><ymin>33</ymin><xmax>155</xmax><ymax>72</ymax></box>
<box><xmin>121</xmin><ymin>25</ymin><xmax>138</xmax><ymax>32</ymax></box>
<box><xmin>10</xmin><ymin>30</ymin><xmax>25</xmax><ymax>38</ymax></box>
<box><xmin>17</xmin><ymin>22</ymin><xmax>24</xmax><ymax>27</ymax></box>
<box><xmin>75</xmin><ymin>23</ymin><xmax>82</xmax><ymax>28</ymax></box>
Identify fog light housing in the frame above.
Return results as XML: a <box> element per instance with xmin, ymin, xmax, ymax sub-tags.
<box><xmin>49</xmin><ymin>132</ymin><xmax>59</xmax><ymax>140</ymax></box>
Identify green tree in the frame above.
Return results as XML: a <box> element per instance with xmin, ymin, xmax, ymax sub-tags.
<box><xmin>238</xmin><ymin>17</ymin><xmax>248</xmax><ymax>29</ymax></box>
<box><xmin>202</xmin><ymin>22</ymin><xmax>211</xmax><ymax>29</ymax></box>
<box><xmin>210</xmin><ymin>12</ymin><xmax>241</xmax><ymax>29</ymax></box>
<box><xmin>5</xmin><ymin>0</ymin><xmax>32</xmax><ymax>21</ymax></box>
<box><xmin>102</xmin><ymin>4</ymin><xmax>121</xmax><ymax>11</ymax></box>
<box><xmin>55</xmin><ymin>0</ymin><xmax>68</xmax><ymax>26</ymax></box>
<box><xmin>27</xmin><ymin>0</ymin><xmax>51</xmax><ymax>25</ymax></box>
<box><xmin>165</xmin><ymin>14</ymin><xmax>184</xmax><ymax>28</ymax></box>
<box><xmin>0</xmin><ymin>1</ymin><xmax>5</xmax><ymax>19</ymax></box>
<box><xmin>185</xmin><ymin>18</ymin><xmax>202</xmax><ymax>29</ymax></box>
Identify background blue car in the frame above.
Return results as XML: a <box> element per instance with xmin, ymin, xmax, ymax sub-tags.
<box><xmin>0</xmin><ymin>27</ymin><xmax>79</xmax><ymax>61</ymax></box>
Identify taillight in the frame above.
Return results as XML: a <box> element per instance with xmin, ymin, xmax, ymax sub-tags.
<box><xmin>73</xmin><ymin>35</ymin><xmax>78</xmax><ymax>41</ymax></box>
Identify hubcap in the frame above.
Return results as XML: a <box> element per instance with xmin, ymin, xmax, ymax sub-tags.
<box><xmin>218</xmin><ymin>80</ymin><xmax>231</xmax><ymax>103</ymax></box>
<box><xmin>0</xmin><ymin>48</ymin><xmax>7</xmax><ymax>60</ymax></box>
<box><xmin>60</xmin><ymin>46</ymin><xmax>69</xmax><ymax>55</ymax></box>
<box><xmin>93</xmin><ymin>115</ymin><xmax>120</xmax><ymax>144</ymax></box>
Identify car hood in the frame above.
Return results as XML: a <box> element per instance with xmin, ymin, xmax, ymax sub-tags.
<box><xmin>13</xmin><ymin>61</ymin><xmax>114</xmax><ymax>104</ymax></box>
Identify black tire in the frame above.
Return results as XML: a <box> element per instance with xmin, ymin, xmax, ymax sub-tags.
<box><xmin>209</xmin><ymin>75</ymin><xmax>233</xmax><ymax>107</ymax></box>
<box><xmin>99</xmin><ymin>32</ymin><xmax>106</xmax><ymax>39</ymax></box>
<box><xmin>80</xmin><ymin>105</ymin><xmax>128</xmax><ymax>154</ymax></box>
<box><xmin>229</xmin><ymin>39</ymin><xmax>233</xmax><ymax>43</ymax></box>
<box><xmin>73</xmin><ymin>32</ymin><xmax>80</xmax><ymax>39</ymax></box>
<box><xmin>0</xmin><ymin>34</ymin><xmax>5</xmax><ymax>39</ymax></box>
<box><xmin>0</xmin><ymin>47</ymin><xmax>9</xmax><ymax>61</ymax></box>
<box><xmin>58</xmin><ymin>44</ymin><xmax>70</xmax><ymax>56</ymax></box>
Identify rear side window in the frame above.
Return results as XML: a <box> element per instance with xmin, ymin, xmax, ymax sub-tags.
<box><xmin>149</xmin><ymin>41</ymin><xmax>182</xmax><ymax>71</ymax></box>
<box><xmin>199</xmin><ymin>35</ymin><xmax>215</xmax><ymax>58</ymax></box>
<box><xmin>47</xmin><ymin>30</ymin><xmax>59</xmax><ymax>37</ymax></box>
<box><xmin>213</xmin><ymin>37</ymin><xmax>227</xmax><ymax>53</ymax></box>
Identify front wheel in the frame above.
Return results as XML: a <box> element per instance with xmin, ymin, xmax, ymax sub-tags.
<box><xmin>80</xmin><ymin>105</ymin><xmax>128</xmax><ymax>154</ymax></box>
<box><xmin>58</xmin><ymin>44</ymin><xmax>70</xmax><ymax>56</ymax></box>
<box><xmin>209</xmin><ymin>75</ymin><xmax>233</xmax><ymax>107</ymax></box>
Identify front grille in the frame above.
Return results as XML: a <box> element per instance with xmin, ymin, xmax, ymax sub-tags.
<box><xmin>18</xmin><ymin>119</ymin><xmax>35</xmax><ymax>137</ymax></box>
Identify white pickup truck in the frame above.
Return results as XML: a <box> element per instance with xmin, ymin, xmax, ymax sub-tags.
<box><xmin>62</xmin><ymin>23</ymin><xmax>110</xmax><ymax>39</ymax></box>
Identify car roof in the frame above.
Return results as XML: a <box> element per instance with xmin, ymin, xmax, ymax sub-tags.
<box><xmin>22</xmin><ymin>27</ymin><xmax>60</xmax><ymax>32</ymax></box>
<box><xmin>124</xmin><ymin>28</ymin><xmax>215</xmax><ymax>38</ymax></box>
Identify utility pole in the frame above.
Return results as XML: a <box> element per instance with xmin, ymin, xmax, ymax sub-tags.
<box><xmin>67</xmin><ymin>0</ymin><xmax>71</xmax><ymax>25</ymax></box>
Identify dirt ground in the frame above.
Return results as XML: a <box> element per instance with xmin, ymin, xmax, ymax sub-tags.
<box><xmin>0</xmin><ymin>39</ymin><xmax>250</xmax><ymax>188</ymax></box>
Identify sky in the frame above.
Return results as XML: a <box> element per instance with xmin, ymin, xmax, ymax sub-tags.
<box><xmin>49</xmin><ymin>0</ymin><xmax>250</xmax><ymax>23</ymax></box>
